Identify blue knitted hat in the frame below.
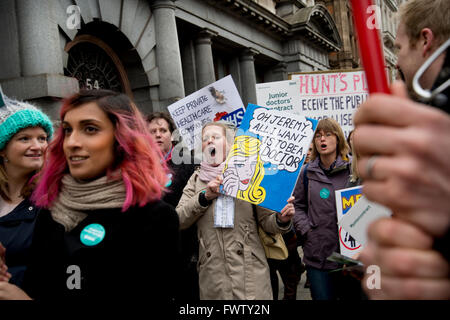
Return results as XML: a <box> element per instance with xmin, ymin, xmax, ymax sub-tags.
<box><xmin>0</xmin><ymin>93</ymin><xmax>54</xmax><ymax>150</ymax></box>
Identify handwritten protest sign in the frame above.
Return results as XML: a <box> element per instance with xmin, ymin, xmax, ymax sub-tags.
<box><xmin>290</xmin><ymin>70</ymin><xmax>369</xmax><ymax>138</ymax></box>
<box><xmin>335</xmin><ymin>186</ymin><xmax>364</xmax><ymax>258</ymax></box>
<box><xmin>255</xmin><ymin>80</ymin><xmax>301</xmax><ymax>113</ymax></box>
<box><xmin>167</xmin><ymin>75</ymin><xmax>245</xmax><ymax>150</ymax></box>
<box><xmin>339</xmin><ymin>195</ymin><xmax>392</xmax><ymax>245</ymax></box>
<box><xmin>221</xmin><ymin>104</ymin><xmax>317</xmax><ymax>213</ymax></box>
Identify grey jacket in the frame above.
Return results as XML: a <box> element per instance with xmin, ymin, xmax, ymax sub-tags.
<box><xmin>293</xmin><ymin>156</ymin><xmax>351</xmax><ymax>270</ymax></box>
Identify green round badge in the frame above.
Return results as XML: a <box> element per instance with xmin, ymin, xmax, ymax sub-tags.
<box><xmin>319</xmin><ymin>188</ymin><xmax>330</xmax><ymax>199</ymax></box>
<box><xmin>80</xmin><ymin>223</ymin><xmax>106</xmax><ymax>246</ymax></box>
<box><xmin>165</xmin><ymin>173</ymin><xmax>173</xmax><ymax>188</ymax></box>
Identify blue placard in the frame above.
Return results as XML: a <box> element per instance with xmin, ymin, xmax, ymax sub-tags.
<box><xmin>221</xmin><ymin>104</ymin><xmax>318</xmax><ymax>213</ymax></box>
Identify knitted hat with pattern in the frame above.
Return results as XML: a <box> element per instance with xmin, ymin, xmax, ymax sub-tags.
<box><xmin>0</xmin><ymin>94</ymin><xmax>54</xmax><ymax>150</ymax></box>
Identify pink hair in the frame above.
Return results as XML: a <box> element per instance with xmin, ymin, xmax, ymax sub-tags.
<box><xmin>32</xmin><ymin>90</ymin><xmax>168</xmax><ymax>211</ymax></box>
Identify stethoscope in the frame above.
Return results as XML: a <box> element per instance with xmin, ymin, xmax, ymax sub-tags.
<box><xmin>412</xmin><ymin>38</ymin><xmax>450</xmax><ymax>110</ymax></box>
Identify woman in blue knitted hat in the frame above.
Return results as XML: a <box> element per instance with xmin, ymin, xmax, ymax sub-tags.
<box><xmin>0</xmin><ymin>92</ymin><xmax>53</xmax><ymax>289</ymax></box>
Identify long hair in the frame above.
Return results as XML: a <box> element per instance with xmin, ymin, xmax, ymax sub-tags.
<box><xmin>224</xmin><ymin>135</ymin><xmax>266</xmax><ymax>205</ymax></box>
<box><xmin>310</xmin><ymin>118</ymin><xmax>349</xmax><ymax>162</ymax></box>
<box><xmin>0</xmin><ymin>159</ymin><xmax>37</xmax><ymax>201</ymax></box>
<box><xmin>32</xmin><ymin>89</ymin><xmax>168</xmax><ymax>211</ymax></box>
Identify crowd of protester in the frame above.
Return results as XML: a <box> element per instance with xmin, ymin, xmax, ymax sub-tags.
<box><xmin>0</xmin><ymin>0</ymin><xmax>448</xmax><ymax>301</ymax></box>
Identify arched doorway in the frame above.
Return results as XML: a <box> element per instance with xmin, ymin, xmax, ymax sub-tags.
<box><xmin>65</xmin><ymin>34</ymin><xmax>133</xmax><ymax>97</ymax></box>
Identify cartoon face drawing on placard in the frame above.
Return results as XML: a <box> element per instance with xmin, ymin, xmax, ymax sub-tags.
<box><xmin>231</xmin><ymin>154</ymin><xmax>258</xmax><ymax>191</ymax></box>
<box><xmin>222</xmin><ymin>135</ymin><xmax>266</xmax><ymax>204</ymax></box>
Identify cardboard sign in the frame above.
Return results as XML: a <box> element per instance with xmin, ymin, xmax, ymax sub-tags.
<box><xmin>255</xmin><ymin>79</ymin><xmax>302</xmax><ymax>114</ymax></box>
<box><xmin>221</xmin><ymin>104</ymin><xmax>317</xmax><ymax>213</ymax></box>
<box><xmin>335</xmin><ymin>186</ymin><xmax>364</xmax><ymax>258</ymax></box>
<box><xmin>167</xmin><ymin>75</ymin><xmax>245</xmax><ymax>150</ymax></box>
<box><xmin>289</xmin><ymin>70</ymin><xmax>369</xmax><ymax>138</ymax></box>
<box><xmin>339</xmin><ymin>195</ymin><xmax>392</xmax><ymax>245</ymax></box>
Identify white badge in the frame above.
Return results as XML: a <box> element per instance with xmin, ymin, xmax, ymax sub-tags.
<box><xmin>214</xmin><ymin>194</ymin><xmax>235</xmax><ymax>228</ymax></box>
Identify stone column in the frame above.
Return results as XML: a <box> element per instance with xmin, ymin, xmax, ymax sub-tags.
<box><xmin>239</xmin><ymin>48</ymin><xmax>259</xmax><ymax>106</ymax></box>
<box><xmin>0</xmin><ymin>0</ymin><xmax>78</xmax><ymax>119</ymax></box>
<box><xmin>271</xmin><ymin>62</ymin><xmax>288</xmax><ymax>81</ymax></box>
<box><xmin>16</xmin><ymin>0</ymin><xmax>62</xmax><ymax>76</ymax></box>
<box><xmin>151</xmin><ymin>0</ymin><xmax>185</xmax><ymax>109</ymax></box>
<box><xmin>194</xmin><ymin>28</ymin><xmax>217</xmax><ymax>88</ymax></box>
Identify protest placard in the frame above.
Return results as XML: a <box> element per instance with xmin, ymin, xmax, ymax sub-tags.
<box><xmin>221</xmin><ymin>104</ymin><xmax>317</xmax><ymax>213</ymax></box>
<box><xmin>167</xmin><ymin>75</ymin><xmax>245</xmax><ymax>150</ymax></box>
<box><xmin>339</xmin><ymin>195</ymin><xmax>392</xmax><ymax>245</ymax></box>
<box><xmin>335</xmin><ymin>186</ymin><xmax>364</xmax><ymax>258</ymax></box>
<box><xmin>255</xmin><ymin>79</ymin><xmax>302</xmax><ymax>113</ymax></box>
<box><xmin>289</xmin><ymin>69</ymin><xmax>369</xmax><ymax>138</ymax></box>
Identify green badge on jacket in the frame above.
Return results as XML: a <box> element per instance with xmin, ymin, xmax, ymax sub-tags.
<box><xmin>80</xmin><ymin>223</ymin><xmax>106</xmax><ymax>246</ymax></box>
<box><xmin>319</xmin><ymin>188</ymin><xmax>330</xmax><ymax>199</ymax></box>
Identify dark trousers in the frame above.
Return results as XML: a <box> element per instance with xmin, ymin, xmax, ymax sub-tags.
<box><xmin>306</xmin><ymin>266</ymin><xmax>367</xmax><ymax>300</ymax></box>
<box><xmin>268</xmin><ymin>231</ymin><xmax>304</xmax><ymax>300</ymax></box>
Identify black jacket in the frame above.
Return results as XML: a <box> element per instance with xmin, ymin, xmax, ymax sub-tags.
<box><xmin>0</xmin><ymin>198</ymin><xmax>38</xmax><ymax>287</ymax></box>
<box><xmin>22</xmin><ymin>200</ymin><xmax>179</xmax><ymax>301</ymax></box>
<box><xmin>163</xmin><ymin>157</ymin><xmax>200</xmax><ymax>300</ymax></box>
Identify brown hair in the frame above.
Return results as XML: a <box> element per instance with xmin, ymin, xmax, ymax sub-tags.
<box><xmin>398</xmin><ymin>0</ymin><xmax>450</xmax><ymax>48</ymax></box>
<box><xmin>146</xmin><ymin>112</ymin><xmax>176</xmax><ymax>134</ymax></box>
<box><xmin>0</xmin><ymin>160</ymin><xmax>37</xmax><ymax>201</ymax></box>
<box><xmin>310</xmin><ymin>118</ymin><xmax>349</xmax><ymax>162</ymax></box>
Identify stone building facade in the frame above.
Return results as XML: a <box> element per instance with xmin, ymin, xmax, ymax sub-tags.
<box><xmin>320</xmin><ymin>0</ymin><xmax>406</xmax><ymax>80</ymax></box>
<box><xmin>0</xmin><ymin>0</ymin><xmax>342</xmax><ymax>117</ymax></box>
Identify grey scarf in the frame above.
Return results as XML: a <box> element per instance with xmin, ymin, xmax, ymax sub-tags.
<box><xmin>50</xmin><ymin>174</ymin><xmax>126</xmax><ymax>232</ymax></box>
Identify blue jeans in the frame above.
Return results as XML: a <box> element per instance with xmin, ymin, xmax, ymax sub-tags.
<box><xmin>306</xmin><ymin>267</ymin><xmax>337</xmax><ymax>300</ymax></box>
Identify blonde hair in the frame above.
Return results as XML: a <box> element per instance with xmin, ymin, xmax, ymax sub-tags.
<box><xmin>223</xmin><ymin>135</ymin><xmax>266</xmax><ymax>205</ymax></box>
<box><xmin>398</xmin><ymin>0</ymin><xmax>450</xmax><ymax>48</ymax></box>
<box><xmin>311</xmin><ymin>118</ymin><xmax>349</xmax><ymax>162</ymax></box>
<box><xmin>349</xmin><ymin>140</ymin><xmax>360</xmax><ymax>183</ymax></box>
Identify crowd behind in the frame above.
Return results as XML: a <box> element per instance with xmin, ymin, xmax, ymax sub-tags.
<box><xmin>0</xmin><ymin>0</ymin><xmax>448</xmax><ymax>301</ymax></box>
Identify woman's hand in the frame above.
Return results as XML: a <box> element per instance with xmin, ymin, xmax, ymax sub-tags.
<box><xmin>277</xmin><ymin>196</ymin><xmax>295</xmax><ymax>223</ymax></box>
<box><xmin>0</xmin><ymin>282</ymin><xmax>32</xmax><ymax>300</ymax></box>
<box><xmin>0</xmin><ymin>243</ymin><xmax>11</xmax><ymax>282</ymax></box>
<box><xmin>205</xmin><ymin>175</ymin><xmax>222</xmax><ymax>201</ymax></box>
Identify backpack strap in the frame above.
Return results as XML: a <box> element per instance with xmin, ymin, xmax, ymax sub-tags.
<box><xmin>303</xmin><ymin>163</ymin><xmax>309</xmax><ymax>200</ymax></box>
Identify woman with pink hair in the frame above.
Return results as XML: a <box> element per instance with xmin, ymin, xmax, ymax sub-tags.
<box><xmin>0</xmin><ymin>89</ymin><xmax>179</xmax><ymax>300</ymax></box>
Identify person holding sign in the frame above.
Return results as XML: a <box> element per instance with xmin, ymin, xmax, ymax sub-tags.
<box><xmin>176</xmin><ymin>121</ymin><xmax>295</xmax><ymax>300</ymax></box>
<box><xmin>0</xmin><ymin>94</ymin><xmax>53</xmax><ymax>289</ymax></box>
<box><xmin>293</xmin><ymin>118</ymin><xmax>352</xmax><ymax>300</ymax></box>
<box><xmin>0</xmin><ymin>90</ymin><xmax>179</xmax><ymax>300</ymax></box>
<box><xmin>353</xmin><ymin>0</ymin><xmax>450</xmax><ymax>299</ymax></box>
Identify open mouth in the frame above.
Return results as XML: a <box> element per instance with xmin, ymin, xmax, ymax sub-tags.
<box><xmin>241</xmin><ymin>179</ymin><xmax>250</xmax><ymax>185</ymax></box>
<box><xmin>209</xmin><ymin>147</ymin><xmax>216</xmax><ymax>158</ymax></box>
<box><xmin>321</xmin><ymin>144</ymin><xmax>327</xmax><ymax>149</ymax></box>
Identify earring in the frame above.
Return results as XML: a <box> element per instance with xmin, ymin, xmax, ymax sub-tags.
<box><xmin>3</xmin><ymin>158</ymin><xmax>8</xmax><ymax>163</ymax></box>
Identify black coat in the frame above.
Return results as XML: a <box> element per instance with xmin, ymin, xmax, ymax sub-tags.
<box><xmin>0</xmin><ymin>198</ymin><xmax>38</xmax><ymax>287</ymax></box>
<box><xmin>22</xmin><ymin>200</ymin><xmax>179</xmax><ymax>301</ymax></box>
<box><xmin>163</xmin><ymin>157</ymin><xmax>200</xmax><ymax>300</ymax></box>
